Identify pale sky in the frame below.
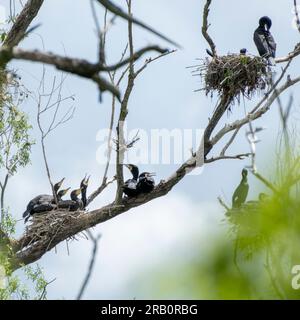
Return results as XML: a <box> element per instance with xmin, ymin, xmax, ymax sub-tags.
<box><xmin>1</xmin><ymin>0</ymin><xmax>300</xmax><ymax>299</ymax></box>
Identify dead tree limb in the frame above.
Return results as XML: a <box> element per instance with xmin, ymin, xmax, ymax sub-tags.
<box><xmin>76</xmin><ymin>231</ymin><xmax>102</xmax><ymax>300</ymax></box>
<box><xmin>202</xmin><ymin>0</ymin><xmax>217</xmax><ymax>57</ymax></box>
<box><xmin>3</xmin><ymin>0</ymin><xmax>44</xmax><ymax>47</ymax></box>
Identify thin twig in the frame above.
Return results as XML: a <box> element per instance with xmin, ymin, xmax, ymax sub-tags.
<box><xmin>76</xmin><ymin>230</ymin><xmax>102</xmax><ymax>300</ymax></box>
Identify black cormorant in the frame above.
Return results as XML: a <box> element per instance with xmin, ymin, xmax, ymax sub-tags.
<box><xmin>80</xmin><ymin>175</ymin><xmax>90</xmax><ymax>208</ymax></box>
<box><xmin>253</xmin><ymin>16</ymin><xmax>277</xmax><ymax>64</ymax></box>
<box><xmin>232</xmin><ymin>169</ymin><xmax>249</xmax><ymax>209</ymax></box>
<box><xmin>240</xmin><ymin>48</ymin><xmax>247</xmax><ymax>55</ymax></box>
<box><xmin>123</xmin><ymin>164</ymin><xmax>140</xmax><ymax>197</ymax></box>
<box><xmin>58</xmin><ymin>188</ymin><xmax>83</xmax><ymax>211</ymax></box>
<box><xmin>23</xmin><ymin>178</ymin><xmax>66</xmax><ymax>222</ymax></box>
<box><xmin>57</xmin><ymin>187</ymin><xmax>71</xmax><ymax>201</ymax></box>
<box><xmin>137</xmin><ymin>172</ymin><xmax>156</xmax><ymax>194</ymax></box>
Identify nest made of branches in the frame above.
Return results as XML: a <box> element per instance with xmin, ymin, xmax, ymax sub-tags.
<box><xmin>194</xmin><ymin>54</ymin><xmax>268</xmax><ymax>103</ymax></box>
<box><xmin>23</xmin><ymin>210</ymin><xmax>86</xmax><ymax>248</ymax></box>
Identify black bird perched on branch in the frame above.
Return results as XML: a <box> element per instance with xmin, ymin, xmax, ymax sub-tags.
<box><xmin>254</xmin><ymin>16</ymin><xmax>277</xmax><ymax>65</ymax></box>
<box><xmin>123</xmin><ymin>164</ymin><xmax>140</xmax><ymax>197</ymax></box>
<box><xmin>232</xmin><ymin>169</ymin><xmax>249</xmax><ymax>209</ymax></box>
<box><xmin>137</xmin><ymin>172</ymin><xmax>156</xmax><ymax>194</ymax></box>
<box><xmin>22</xmin><ymin>178</ymin><xmax>68</xmax><ymax>222</ymax></box>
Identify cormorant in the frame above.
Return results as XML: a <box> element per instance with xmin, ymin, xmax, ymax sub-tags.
<box><xmin>58</xmin><ymin>188</ymin><xmax>83</xmax><ymax>211</ymax></box>
<box><xmin>57</xmin><ymin>187</ymin><xmax>71</xmax><ymax>201</ymax></box>
<box><xmin>80</xmin><ymin>175</ymin><xmax>90</xmax><ymax>208</ymax></box>
<box><xmin>23</xmin><ymin>178</ymin><xmax>66</xmax><ymax>222</ymax></box>
<box><xmin>232</xmin><ymin>169</ymin><xmax>249</xmax><ymax>209</ymax></box>
<box><xmin>123</xmin><ymin>164</ymin><xmax>140</xmax><ymax>197</ymax></box>
<box><xmin>240</xmin><ymin>48</ymin><xmax>247</xmax><ymax>55</ymax></box>
<box><xmin>137</xmin><ymin>172</ymin><xmax>156</xmax><ymax>194</ymax></box>
<box><xmin>253</xmin><ymin>16</ymin><xmax>277</xmax><ymax>65</ymax></box>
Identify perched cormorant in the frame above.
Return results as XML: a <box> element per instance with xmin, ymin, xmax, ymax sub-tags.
<box><xmin>123</xmin><ymin>164</ymin><xmax>140</xmax><ymax>197</ymax></box>
<box><xmin>58</xmin><ymin>188</ymin><xmax>83</xmax><ymax>211</ymax></box>
<box><xmin>253</xmin><ymin>16</ymin><xmax>277</xmax><ymax>64</ymax></box>
<box><xmin>232</xmin><ymin>169</ymin><xmax>249</xmax><ymax>209</ymax></box>
<box><xmin>23</xmin><ymin>178</ymin><xmax>66</xmax><ymax>222</ymax></box>
<box><xmin>137</xmin><ymin>172</ymin><xmax>156</xmax><ymax>194</ymax></box>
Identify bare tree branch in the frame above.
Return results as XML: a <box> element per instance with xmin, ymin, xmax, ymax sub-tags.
<box><xmin>115</xmin><ymin>0</ymin><xmax>135</xmax><ymax>203</ymax></box>
<box><xmin>275</xmin><ymin>43</ymin><xmax>300</xmax><ymax>63</ymax></box>
<box><xmin>205</xmin><ymin>153</ymin><xmax>252</xmax><ymax>163</ymax></box>
<box><xmin>210</xmin><ymin>75</ymin><xmax>300</xmax><ymax>149</ymax></box>
<box><xmin>76</xmin><ymin>231</ymin><xmax>101</xmax><ymax>300</ymax></box>
<box><xmin>0</xmin><ymin>46</ymin><xmax>168</xmax><ymax>99</ymax></box>
<box><xmin>3</xmin><ymin>0</ymin><xmax>44</xmax><ymax>47</ymax></box>
<box><xmin>94</xmin><ymin>0</ymin><xmax>181</xmax><ymax>48</ymax></box>
<box><xmin>294</xmin><ymin>0</ymin><xmax>300</xmax><ymax>33</ymax></box>
<box><xmin>202</xmin><ymin>0</ymin><xmax>217</xmax><ymax>56</ymax></box>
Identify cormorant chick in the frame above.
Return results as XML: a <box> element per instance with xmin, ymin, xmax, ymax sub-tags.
<box><xmin>58</xmin><ymin>188</ymin><xmax>83</xmax><ymax>211</ymax></box>
<box><xmin>240</xmin><ymin>48</ymin><xmax>247</xmax><ymax>55</ymax></box>
<box><xmin>254</xmin><ymin>16</ymin><xmax>277</xmax><ymax>64</ymax></box>
<box><xmin>80</xmin><ymin>175</ymin><xmax>90</xmax><ymax>209</ymax></box>
<box><xmin>232</xmin><ymin>169</ymin><xmax>249</xmax><ymax>209</ymax></box>
<box><xmin>23</xmin><ymin>178</ymin><xmax>66</xmax><ymax>222</ymax></box>
<box><xmin>137</xmin><ymin>172</ymin><xmax>156</xmax><ymax>194</ymax></box>
<box><xmin>123</xmin><ymin>164</ymin><xmax>139</xmax><ymax>197</ymax></box>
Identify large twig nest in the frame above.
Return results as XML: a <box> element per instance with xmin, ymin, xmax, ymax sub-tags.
<box><xmin>194</xmin><ymin>54</ymin><xmax>268</xmax><ymax>103</ymax></box>
<box><xmin>22</xmin><ymin>210</ymin><xmax>85</xmax><ymax>248</ymax></box>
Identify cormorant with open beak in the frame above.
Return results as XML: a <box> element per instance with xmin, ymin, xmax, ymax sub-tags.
<box><xmin>254</xmin><ymin>16</ymin><xmax>277</xmax><ymax>65</ymax></box>
<box><xmin>137</xmin><ymin>172</ymin><xmax>156</xmax><ymax>194</ymax></box>
<box><xmin>123</xmin><ymin>164</ymin><xmax>140</xmax><ymax>197</ymax></box>
<box><xmin>232</xmin><ymin>169</ymin><xmax>249</xmax><ymax>209</ymax></box>
<box><xmin>80</xmin><ymin>175</ymin><xmax>90</xmax><ymax>209</ymax></box>
<box><xmin>23</xmin><ymin>178</ymin><xmax>66</xmax><ymax>222</ymax></box>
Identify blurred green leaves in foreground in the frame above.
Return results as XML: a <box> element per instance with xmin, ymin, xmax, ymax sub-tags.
<box><xmin>137</xmin><ymin>138</ymin><xmax>300</xmax><ymax>299</ymax></box>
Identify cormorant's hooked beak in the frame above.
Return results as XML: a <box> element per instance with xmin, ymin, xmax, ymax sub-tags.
<box><xmin>57</xmin><ymin>177</ymin><xmax>65</xmax><ymax>188</ymax></box>
<box><xmin>61</xmin><ymin>187</ymin><xmax>71</xmax><ymax>196</ymax></box>
<box><xmin>147</xmin><ymin>173</ymin><xmax>156</xmax><ymax>177</ymax></box>
<box><xmin>81</xmin><ymin>174</ymin><xmax>90</xmax><ymax>187</ymax></box>
<box><xmin>123</xmin><ymin>164</ymin><xmax>132</xmax><ymax>170</ymax></box>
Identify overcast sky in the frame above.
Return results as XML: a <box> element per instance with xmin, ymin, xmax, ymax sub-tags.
<box><xmin>1</xmin><ymin>0</ymin><xmax>300</xmax><ymax>299</ymax></box>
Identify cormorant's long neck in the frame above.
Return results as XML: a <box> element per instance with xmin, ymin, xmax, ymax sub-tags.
<box><xmin>241</xmin><ymin>176</ymin><xmax>247</xmax><ymax>184</ymax></box>
<box><xmin>71</xmin><ymin>194</ymin><xmax>78</xmax><ymax>202</ymax></box>
<box><xmin>81</xmin><ymin>188</ymin><xmax>87</xmax><ymax>208</ymax></box>
<box><xmin>132</xmin><ymin>168</ymin><xmax>139</xmax><ymax>180</ymax></box>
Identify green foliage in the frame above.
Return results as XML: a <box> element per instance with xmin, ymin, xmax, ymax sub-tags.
<box><xmin>136</xmin><ymin>151</ymin><xmax>300</xmax><ymax>299</ymax></box>
<box><xmin>0</xmin><ymin>69</ymin><xmax>34</xmax><ymax>176</ymax></box>
<box><xmin>0</xmin><ymin>68</ymin><xmax>47</xmax><ymax>300</ymax></box>
<box><xmin>0</xmin><ymin>211</ymin><xmax>49</xmax><ymax>300</ymax></box>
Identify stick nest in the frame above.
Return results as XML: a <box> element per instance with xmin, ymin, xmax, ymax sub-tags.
<box><xmin>194</xmin><ymin>54</ymin><xmax>268</xmax><ymax>102</ymax></box>
<box><xmin>23</xmin><ymin>210</ymin><xmax>85</xmax><ymax>247</ymax></box>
